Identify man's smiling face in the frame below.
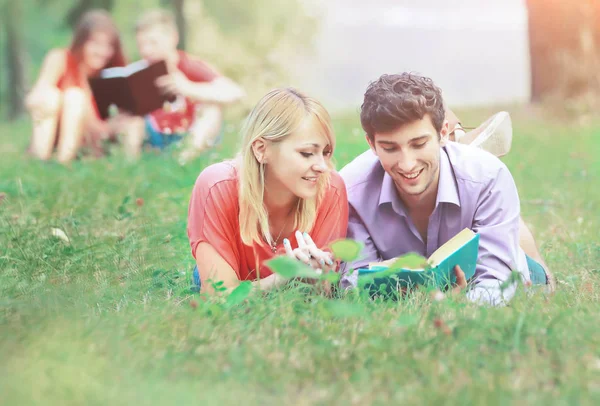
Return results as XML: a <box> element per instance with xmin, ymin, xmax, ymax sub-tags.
<box><xmin>368</xmin><ymin>114</ymin><xmax>449</xmax><ymax>204</ymax></box>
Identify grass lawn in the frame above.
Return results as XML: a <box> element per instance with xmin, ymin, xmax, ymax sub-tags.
<box><xmin>1</xmin><ymin>107</ymin><xmax>599</xmax><ymax>405</ymax></box>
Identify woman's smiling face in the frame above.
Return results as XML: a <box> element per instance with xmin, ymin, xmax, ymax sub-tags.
<box><xmin>262</xmin><ymin>116</ymin><xmax>332</xmax><ymax>201</ymax></box>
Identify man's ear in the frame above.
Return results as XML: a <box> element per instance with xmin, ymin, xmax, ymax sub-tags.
<box><xmin>251</xmin><ymin>138</ymin><xmax>268</xmax><ymax>163</ymax></box>
<box><xmin>439</xmin><ymin>120</ymin><xmax>450</xmax><ymax>147</ymax></box>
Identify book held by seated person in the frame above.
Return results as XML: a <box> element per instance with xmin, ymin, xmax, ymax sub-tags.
<box><xmin>89</xmin><ymin>60</ymin><xmax>174</xmax><ymax>119</ymax></box>
<box><xmin>358</xmin><ymin>228</ymin><xmax>480</xmax><ymax>291</ymax></box>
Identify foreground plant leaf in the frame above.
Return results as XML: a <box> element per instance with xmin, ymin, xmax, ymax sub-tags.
<box><xmin>226</xmin><ymin>281</ymin><xmax>252</xmax><ymax>307</ymax></box>
<box><xmin>329</xmin><ymin>239</ymin><xmax>364</xmax><ymax>262</ymax></box>
<box><xmin>387</xmin><ymin>253</ymin><xmax>428</xmax><ymax>271</ymax></box>
<box><xmin>266</xmin><ymin>256</ymin><xmax>321</xmax><ymax>279</ymax></box>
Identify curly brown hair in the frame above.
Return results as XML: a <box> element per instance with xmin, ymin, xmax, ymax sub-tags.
<box><xmin>360</xmin><ymin>73</ymin><xmax>445</xmax><ymax>141</ymax></box>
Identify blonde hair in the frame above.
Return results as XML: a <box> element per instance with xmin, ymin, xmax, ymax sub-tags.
<box><xmin>237</xmin><ymin>88</ymin><xmax>335</xmax><ymax>247</ymax></box>
<box><xmin>135</xmin><ymin>9</ymin><xmax>177</xmax><ymax>33</ymax></box>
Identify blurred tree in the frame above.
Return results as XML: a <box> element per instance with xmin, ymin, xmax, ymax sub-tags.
<box><xmin>184</xmin><ymin>0</ymin><xmax>320</xmax><ymax>114</ymax></box>
<box><xmin>161</xmin><ymin>0</ymin><xmax>186</xmax><ymax>50</ymax></box>
<box><xmin>2</xmin><ymin>0</ymin><xmax>27</xmax><ymax>119</ymax></box>
<box><xmin>527</xmin><ymin>0</ymin><xmax>600</xmax><ymax>107</ymax></box>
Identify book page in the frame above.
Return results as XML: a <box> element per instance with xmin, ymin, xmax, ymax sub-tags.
<box><xmin>100</xmin><ymin>59</ymin><xmax>150</xmax><ymax>79</ymax></box>
<box><xmin>427</xmin><ymin>228</ymin><xmax>476</xmax><ymax>267</ymax></box>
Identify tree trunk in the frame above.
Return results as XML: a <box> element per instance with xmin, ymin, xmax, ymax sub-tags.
<box><xmin>172</xmin><ymin>0</ymin><xmax>186</xmax><ymax>50</ymax></box>
<box><xmin>2</xmin><ymin>1</ymin><xmax>27</xmax><ymax>120</ymax></box>
<box><xmin>161</xmin><ymin>0</ymin><xmax>186</xmax><ymax>50</ymax></box>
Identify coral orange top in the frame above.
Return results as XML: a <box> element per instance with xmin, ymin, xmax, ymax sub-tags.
<box><xmin>56</xmin><ymin>49</ymin><xmax>85</xmax><ymax>90</ymax></box>
<box><xmin>55</xmin><ymin>49</ymin><xmax>117</xmax><ymax>119</ymax></box>
<box><xmin>187</xmin><ymin>161</ymin><xmax>349</xmax><ymax>280</ymax></box>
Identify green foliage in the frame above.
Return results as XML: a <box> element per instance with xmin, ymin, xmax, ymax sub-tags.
<box><xmin>329</xmin><ymin>238</ymin><xmax>364</xmax><ymax>262</ymax></box>
<box><xmin>225</xmin><ymin>281</ymin><xmax>252</xmax><ymax>307</ymax></box>
<box><xmin>387</xmin><ymin>252</ymin><xmax>429</xmax><ymax>271</ymax></box>
<box><xmin>1</xmin><ymin>111</ymin><xmax>600</xmax><ymax>404</ymax></box>
<box><xmin>266</xmin><ymin>256</ymin><xmax>320</xmax><ymax>280</ymax></box>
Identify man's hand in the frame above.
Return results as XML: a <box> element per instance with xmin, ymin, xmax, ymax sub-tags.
<box><xmin>428</xmin><ymin>265</ymin><xmax>468</xmax><ymax>300</ymax></box>
<box><xmin>155</xmin><ymin>71</ymin><xmax>190</xmax><ymax>97</ymax></box>
<box><xmin>452</xmin><ymin>265</ymin><xmax>468</xmax><ymax>293</ymax></box>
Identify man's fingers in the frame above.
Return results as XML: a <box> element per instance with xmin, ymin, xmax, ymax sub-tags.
<box><xmin>155</xmin><ymin>74</ymin><xmax>171</xmax><ymax>85</ymax></box>
<box><xmin>454</xmin><ymin>265</ymin><xmax>467</xmax><ymax>289</ymax></box>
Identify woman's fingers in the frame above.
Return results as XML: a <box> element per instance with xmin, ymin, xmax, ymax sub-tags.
<box><xmin>284</xmin><ymin>238</ymin><xmax>311</xmax><ymax>265</ymax></box>
<box><xmin>295</xmin><ymin>230</ymin><xmax>307</xmax><ymax>249</ymax></box>
<box><xmin>302</xmin><ymin>232</ymin><xmax>326</xmax><ymax>265</ymax></box>
<box><xmin>302</xmin><ymin>232</ymin><xmax>335</xmax><ymax>268</ymax></box>
<box><xmin>284</xmin><ymin>232</ymin><xmax>335</xmax><ymax>271</ymax></box>
<box><xmin>293</xmin><ymin>248</ymin><xmax>312</xmax><ymax>265</ymax></box>
<box><xmin>283</xmin><ymin>238</ymin><xmax>294</xmax><ymax>257</ymax></box>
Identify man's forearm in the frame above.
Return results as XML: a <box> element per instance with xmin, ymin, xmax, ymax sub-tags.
<box><xmin>185</xmin><ymin>78</ymin><xmax>244</xmax><ymax>104</ymax></box>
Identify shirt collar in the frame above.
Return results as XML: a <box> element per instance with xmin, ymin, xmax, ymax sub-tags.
<box><xmin>377</xmin><ymin>147</ymin><xmax>460</xmax><ymax>213</ymax></box>
<box><xmin>436</xmin><ymin>146</ymin><xmax>461</xmax><ymax>207</ymax></box>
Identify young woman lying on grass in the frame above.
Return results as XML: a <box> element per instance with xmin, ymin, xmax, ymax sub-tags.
<box><xmin>25</xmin><ymin>10</ymin><xmax>141</xmax><ymax>163</ymax></box>
<box><xmin>187</xmin><ymin>88</ymin><xmax>349</xmax><ymax>294</ymax></box>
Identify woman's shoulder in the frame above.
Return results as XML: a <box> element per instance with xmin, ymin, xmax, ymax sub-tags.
<box><xmin>46</xmin><ymin>48</ymin><xmax>68</xmax><ymax>63</ymax></box>
<box><xmin>193</xmin><ymin>160</ymin><xmax>239</xmax><ymax>195</ymax></box>
<box><xmin>318</xmin><ymin>171</ymin><xmax>348</xmax><ymax>209</ymax></box>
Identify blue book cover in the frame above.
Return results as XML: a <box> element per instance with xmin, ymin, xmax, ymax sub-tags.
<box><xmin>358</xmin><ymin>228</ymin><xmax>480</xmax><ymax>292</ymax></box>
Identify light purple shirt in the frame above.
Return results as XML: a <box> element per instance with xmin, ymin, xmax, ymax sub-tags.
<box><xmin>339</xmin><ymin>142</ymin><xmax>530</xmax><ymax>305</ymax></box>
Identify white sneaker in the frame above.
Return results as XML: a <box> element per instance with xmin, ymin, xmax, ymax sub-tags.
<box><xmin>469</xmin><ymin>111</ymin><xmax>513</xmax><ymax>157</ymax></box>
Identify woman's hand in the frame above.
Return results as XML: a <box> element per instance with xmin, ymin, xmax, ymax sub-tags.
<box><xmin>283</xmin><ymin>231</ymin><xmax>335</xmax><ymax>272</ymax></box>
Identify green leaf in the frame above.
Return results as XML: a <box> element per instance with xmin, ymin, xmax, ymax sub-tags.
<box><xmin>122</xmin><ymin>196</ymin><xmax>131</xmax><ymax>205</ymax></box>
<box><xmin>329</xmin><ymin>239</ymin><xmax>364</xmax><ymax>262</ymax></box>
<box><xmin>387</xmin><ymin>253</ymin><xmax>428</xmax><ymax>271</ymax></box>
<box><xmin>266</xmin><ymin>256</ymin><xmax>320</xmax><ymax>279</ymax></box>
<box><xmin>226</xmin><ymin>281</ymin><xmax>251</xmax><ymax>307</ymax></box>
<box><xmin>210</xmin><ymin>280</ymin><xmax>227</xmax><ymax>292</ymax></box>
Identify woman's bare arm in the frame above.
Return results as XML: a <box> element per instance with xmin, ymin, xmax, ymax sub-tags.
<box><xmin>29</xmin><ymin>49</ymin><xmax>66</xmax><ymax>93</ymax></box>
<box><xmin>195</xmin><ymin>242</ymin><xmax>286</xmax><ymax>294</ymax></box>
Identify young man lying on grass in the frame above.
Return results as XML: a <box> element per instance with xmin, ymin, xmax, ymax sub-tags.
<box><xmin>339</xmin><ymin>73</ymin><xmax>553</xmax><ymax>305</ymax></box>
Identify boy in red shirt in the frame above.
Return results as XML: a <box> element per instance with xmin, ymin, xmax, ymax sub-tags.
<box><xmin>126</xmin><ymin>9</ymin><xmax>244</xmax><ymax>163</ymax></box>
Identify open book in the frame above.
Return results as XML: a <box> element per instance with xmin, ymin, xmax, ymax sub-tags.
<box><xmin>358</xmin><ymin>228</ymin><xmax>480</xmax><ymax>291</ymax></box>
<box><xmin>88</xmin><ymin>60</ymin><xmax>175</xmax><ymax>119</ymax></box>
